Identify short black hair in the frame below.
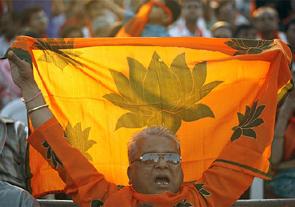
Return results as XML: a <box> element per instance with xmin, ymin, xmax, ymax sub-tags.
<box><xmin>165</xmin><ymin>0</ymin><xmax>181</xmax><ymax>23</ymax></box>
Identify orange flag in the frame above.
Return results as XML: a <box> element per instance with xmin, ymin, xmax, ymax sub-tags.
<box><xmin>11</xmin><ymin>36</ymin><xmax>292</xmax><ymax>197</ymax></box>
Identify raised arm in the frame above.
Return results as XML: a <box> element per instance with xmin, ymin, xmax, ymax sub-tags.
<box><xmin>8</xmin><ymin>51</ymin><xmax>117</xmax><ymax>206</ymax></box>
<box><xmin>192</xmin><ymin>163</ymin><xmax>253</xmax><ymax>207</ymax></box>
<box><xmin>8</xmin><ymin>51</ymin><xmax>52</xmax><ymax>128</ymax></box>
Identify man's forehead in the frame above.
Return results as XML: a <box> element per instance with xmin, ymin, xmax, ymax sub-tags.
<box><xmin>136</xmin><ymin>135</ymin><xmax>179</xmax><ymax>154</ymax></box>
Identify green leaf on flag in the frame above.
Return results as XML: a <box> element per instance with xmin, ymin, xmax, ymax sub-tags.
<box><xmin>230</xmin><ymin>101</ymin><xmax>265</xmax><ymax>141</ymax></box>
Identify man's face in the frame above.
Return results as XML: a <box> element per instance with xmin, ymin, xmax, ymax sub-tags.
<box><xmin>128</xmin><ymin>135</ymin><xmax>183</xmax><ymax>194</ymax></box>
<box><xmin>182</xmin><ymin>0</ymin><xmax>203</xmax><ymax>21</ymax></box>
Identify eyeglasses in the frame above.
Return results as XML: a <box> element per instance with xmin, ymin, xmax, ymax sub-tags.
<box><xmin>132</xmin><ymin>153</ymin><xmax>181</xmax><ymax>165</ymax></box>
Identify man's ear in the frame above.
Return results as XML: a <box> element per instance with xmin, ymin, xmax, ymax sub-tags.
<box><xmin>127</xmin><ymin>166</ymin><xmax>132</xmax><ymax>184</ymax></box>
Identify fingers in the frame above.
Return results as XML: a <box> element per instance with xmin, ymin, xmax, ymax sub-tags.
<box><xmin>7</xmin><ymin>50</ymin><xmax>24</xmax><ymax>67</ymax></box>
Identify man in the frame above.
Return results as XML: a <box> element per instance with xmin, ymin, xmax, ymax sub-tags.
<box><xmin>169</xmin><ymin>0</ymin><xmax>210</xmax><ymax>37</ymax></box>
<box><xmin>214</xmin><ymin>0</ymin><xmax>248</xmax><ymax>28</ymax></box>
<box><xmin>269</xmin><ymin>88</ymin><xmax>295</xmax><ymax>198</ymax></box>
<box><xmin>0</xmin><ymin>116</ymin><xmax>40</xmax><ymax>207</ymax></box>
<box><xmin>266</xmin><ymin>19</ymin><xmax>295</xmax><ymax>198</ymax></box>
<box><xmin>8</xmin><ymin>50</ymin><xmax>254</xmax><ymax>206</ymax></box>
<box><xmin>252</xmin><ymin>6</ymin><xmax>287</xmax><ymax>41</ymax></box>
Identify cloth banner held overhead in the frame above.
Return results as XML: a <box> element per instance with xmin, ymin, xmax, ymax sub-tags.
<box><xmin>10</xmin><ymin>36</ymin><xmax>292</xmax><ymax>197</ymax></box>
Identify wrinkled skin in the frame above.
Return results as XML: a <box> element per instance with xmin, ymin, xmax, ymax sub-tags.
<box><xmin>128</xmin><ymin>135</ymin><xmax>183</xmax><ymax>194</ymax></box>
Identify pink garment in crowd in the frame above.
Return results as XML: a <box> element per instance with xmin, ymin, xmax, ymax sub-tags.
<box><xmin>0</xmin><ymin>59</ymin><xmax>21</xmax><ymax>109</ymax></box>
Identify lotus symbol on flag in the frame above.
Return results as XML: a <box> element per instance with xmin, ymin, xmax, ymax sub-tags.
<box><xmin>231</xmin><ymin>101</ymin><xmax>265</xmax><ymax>141</ymax></box>
<box><xmin>225</xmin><ymin>39</ymin><xmax>274</xmax><ymax>55</ymax></box>
<box><xmin>104</xmin><ymin>52</ymin><xmax>223</xmax><ymax>133</ymax></box>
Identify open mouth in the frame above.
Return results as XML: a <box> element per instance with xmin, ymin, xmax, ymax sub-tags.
<box><xmin>154</xmin><ymin>176</ymin><xmax>170</xmax><ymax>186</ymax></box>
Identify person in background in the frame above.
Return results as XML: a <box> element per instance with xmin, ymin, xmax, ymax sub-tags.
<box><xmin>59</xmin><ymin>0</ymin><xmax>92</xmax><ymax>37</ymax></box>
<box><xmin>101</xmin><ymin>0</ymin><xmax>135</xmax><ymax>21</ymax></box>
<box><xmin>169</xmin><ymin>0</ymin><xmax>211</xmax><ymax>37</ymax></box>
<box><xmin>267</xmin><ymin>18</ymin><xmax>295</xmax><ymax>198</ymax></box>
<box><xmin>48</xmin><ymin>0</ymin><xmax>66</xmax><ymax>38</ymax></box>
<box><xmin>0</xmin><ymin>116</ymin><xmax>39</xmax><ymax>207</ymax></box>
<box><xmin>0</xmin><ymin>59</ymin><xmax>21</xmax><ymax>110</ymax></box>
<box><xmin>86</xmin><ymin>0</ymin><xmax>119</xmax><ymax>24</ymax></box>
<box><xmin>0</xmin><ymin>98</ymin><xmax>28</xmax><ymax>127</ymax></box>
<box><xmin>211</xmin><ymin>21</ymin><xmax>232</xmax><ymax>38</ymax></box>
<box><xmin>85</xmin><ymin>0</ymin><xmax>118</xmax><ymax>37</ymax></box>
<box><xmin>252</xmin><ymin>6</ymin><xmax>287</xmax><ymax>41</ymax></box>
<box><xmin>0</xmin><ymin>181</ymin><xmax>40</xmax><ymax>207</ymax></box>
<box><xmin>116</xmin><ymin>0</ymin><xmax>181</xmax><ymax>37</ymax></box>
<box><xmin>201</xmin><ymin>0</ymin><xmax>216</xmax><ymax>30</ymax></box>
<box><xmin>92</xmin><ymin>16</ymin><xmax>116</xmax><ymax>37</ymax></box>
<box><xmin>59</xmin><ymin>25</ymin><xmax>84</xmax><ymax>38</ymax></box>
<box><xmin>5</xmin><ymin>0</ymin><xmax>61</xmax><ymax>37</ymax></box>
<box><xmin>268</xmin><ymin>87</ymin><xmax>295</xmax><ymax>198</ymax></box>
<box><xmin>0</xmin><ymin>12</ymin><xmax>20</xmax><ymax>57</ymax></box>
<box><xmin>234</xmin><ymin>24</ymin><xmax>257</xmax><ymax>39</ymax></box>
<box><xmin>20</xmin><ymin>6</ymin><xmax>49</xmax><ymax>38</ymax></box>
<box><xmin>85</xmin><ymin>0</ymin><xmax>122</xmax><ymax>37</ymax></box>
<box><xmin>214</xmin><ymin>0</ymin><xmax>248</xmax><ymax>29</ymax></box>
<box><xmin>144</xmin><ymin>0</ymin><xmax>181</xmax><ymax>37</ymax></box>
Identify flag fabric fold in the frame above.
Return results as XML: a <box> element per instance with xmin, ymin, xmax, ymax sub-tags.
<box><xmin>11</xmin><ymin>36</ymin><xmax>292</xmax><ymax>197</ymax></box>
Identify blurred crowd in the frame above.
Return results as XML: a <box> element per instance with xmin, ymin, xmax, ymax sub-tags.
<box><xmin>0</xmin><ymin>0</ymin><xmax>294</xmax><ymax>203</ymax></box>
<box><xmin>0</xmin><ymin>0</ymin><xmax>294</xmax><ymax>51</ymax></box>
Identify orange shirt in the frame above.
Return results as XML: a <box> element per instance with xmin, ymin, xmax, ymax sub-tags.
<box><xmin>29</xmin><ymin>118</ymin><xmax>253</xmax><ymax>207</ymax></box>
